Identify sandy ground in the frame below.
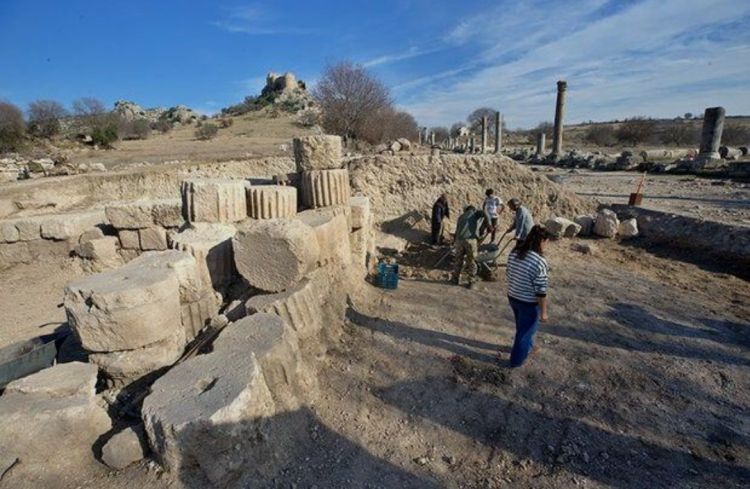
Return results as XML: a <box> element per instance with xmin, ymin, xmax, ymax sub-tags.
<box><xmin>552</xmin><ymin>169</ymin><xmax>750</xmax><ymax>227</ymax></box>
<box><xmin>3</xmin><ymin>234</ymin><xmax>747</xmax><ymax>488</ymax></box>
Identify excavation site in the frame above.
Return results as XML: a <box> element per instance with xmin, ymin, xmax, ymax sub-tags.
<box><xmin>1</xmin><ymin>3</ymin><xmax>749</xmax><ymax>487</ymax></box>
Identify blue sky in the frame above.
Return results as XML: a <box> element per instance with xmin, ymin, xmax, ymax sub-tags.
<box><xmin>1</xmin><ymin>0</ymin><xmax>749</xmax><ymax>128</ymax></box>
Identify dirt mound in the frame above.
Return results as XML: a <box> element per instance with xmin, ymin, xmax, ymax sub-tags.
<box><xmin>348</xmin><ymin>154</ymin><xmax>593</xmax><ymax>225</ymax></box>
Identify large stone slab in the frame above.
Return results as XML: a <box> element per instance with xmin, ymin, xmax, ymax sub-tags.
<box><xmin>169</xmin><ymin>223</ymin><xmax>237</xmax><ymax>290</ymax></box>
<box><xmin>300</xmin><ymin>169</ymin><xmax>351</xmax><ymax>208</ymax></box>
<box><xmin>297</xmin><ymin>207</ymin><xmax>352</xmax><ymax>267</ymax></box>
<box><xmin>139</xmin><ymin>226</ymin><xmax>168</xmax><ymax>250</ymax></box>
<box><xmin>181</xmin><ymin>291</ymin><xmax>220</xmax><ymax>339</ymax></box>
<box><xmin>181</xmin><ymin>178</ymin><xmax>247</xmax><ymax>224</ymax></box>
<box><xmin>246</xmin><ymin>185</ymin><xmax>297</xmax><ymax>219</ymax></box>
<box><xmin>40</xmin><ymin>209</ymin><xmax>106</xmax><ymax>240</ymax></box>
<box><xmin>233</xmin><ymin>218</ymin><xmax>319</xmax><ymax>292</ymax></box>
<box><xmin>106</xmin><ymin>199</ymin><xmax>183</xmax><ymax>229</ymax></box>
<box><xmin>89</xmin><ymin>328</ymin><xmax>186</xmax><ymax>387</ymax></box>
<box><xmin>64</xmin><ymin>256</ymin><xmax>182</xmax><ymax>352</ymax></box>
<box><xmin>0</xmin><ymin>362</ymin><xmax>111</xmax><ymax>487</ymax></box>
<box><xmin>142</xmin><ymin>314</ymin><xmax>301</xmax><ymax>486</ymax></box>
<box><xmin>293</xmin><ymin>135</ymin><xmax>343</xmax><ymax>171</ymax></box>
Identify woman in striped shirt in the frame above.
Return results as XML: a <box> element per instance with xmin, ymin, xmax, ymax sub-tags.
<box><xmin>505</xmin><ymin>225</ymin><xmax>551</xmax><ymax>367</ymax></box>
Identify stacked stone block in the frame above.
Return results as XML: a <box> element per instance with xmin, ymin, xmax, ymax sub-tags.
<box><xmin>246</xmin><ymin>184</ymin><xmax>297</xmax><ymax>219</ymax></box>
<box><xmin>0</xmin><ymin>209</ymin><xmax>106</xmax><ymax>269</ymax></box>
<box><xmin>169</xmin><ymin>223</ymin><xmax>237</xmax><ymax>292</ymax></box>
<box><xmin>293</xmin><ymin>135</ymin><xmax>351</xmax><ymax>209</ymax></box>
<box><xmin>63</xmin><ymin>250</ymin><xmax>212</xmax><ymax>386</ymax></box>
<box><xmin>181</xmin><ymin>178</ymin><xmax>247</xmax><ymax>224</ymax></box>
<box><xmin>348</xmin><ymin>196</ymin><xmax>374</xmax><ymax>271</ymax></box>
<box><xmin>105</xmin><ymin>199</ymin><xmax>182</xmax><ymax>260</ymax></box>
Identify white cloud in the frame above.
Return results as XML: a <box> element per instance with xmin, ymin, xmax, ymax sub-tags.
<box><xmin>212</xmin><ymin>4</ymin><xmax>313</xmax><ymax>35</ymax></box>
<box><xmin>362</xmin><ymin>46</ymin><xmax>441</xmax><ymax>68</ymax></box>
<box><xmin>400</xmin><ymin>0</ymin><xmax>750</xmax><ymax>128</ymax></box>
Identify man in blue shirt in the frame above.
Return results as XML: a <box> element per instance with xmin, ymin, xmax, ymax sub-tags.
<box><xmin>451</xmin><ymin>205</ymin><xmax>489</xmax><ymax>289</ymax></box>
<box><xmin>505</xmin><ymin>198</ymin><xmax>534</xmax><ymax>245</ymax></box>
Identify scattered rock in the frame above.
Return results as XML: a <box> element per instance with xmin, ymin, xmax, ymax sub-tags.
<box><xmin>101</xmin><ymin>425</ymin><xmax>148</xmax><ymax>470</ymax></box>
<box><xmin>593</xmin><ymin>208</ymin><xmax>619</xmax><ymax>238</ymax></box>
<box><xmin>618</xmin><ymin>218</ymin><xmax>639</xmax><ymax>238</ymax></box>
<box><xmin>571</xmin><ymin>242</ymin><xmax>596</xmax><ymax>255</ymax></box>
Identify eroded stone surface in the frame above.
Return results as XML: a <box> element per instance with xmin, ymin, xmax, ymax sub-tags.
<box><xmin>246</xmin><ymin>278</ymin><xmax>323</xmax><ymax>340</ymax></box>
<box><xmin>293</xmin><ymin>135</ymin><xmax>343</xmax><ymax>172</ymax></box>
<box><xmin>246</xmin><ymin>185</ymin><xmax>297</xmax><ymax>219</ymax></box>
<box><xmin>139</xmin><ymin>226</ymin><xmax>168</xmax><ymax>250</ymax></box>
<box><xmin>593</xmin><ymin>208</ymin><xmax>619</xmax><ymax>238</ymax></box>
<box><xmin>181</xmin><ymin>179</ymin><xmax>247</xmax><ymax>223</ymax></box>
<box><xmin>169</xmin><ymin>223</ymin><xmax>237</xmax><ymax>290</ymax></box>
<box><xmin>300</xmin><ymin>169</ymin><xmax>351</xmax><ymax>208</ymax></box>
<box><xmin>64</xmin><ymin>257</ymin><xmax>182</xmax><ymax>352</ymax></box>
<box><xmin>297</xmin><ymin>207</ymin><xmax>352</xmax><ymax>267</ymax></box>
<box><xmin>3</xmin><ymin>361</ymin><xmax>97</xmax><ymax>398</ymax></box>
<box><xmin>101</xmin><ymin>425</ymin><xmax>147</xmax><ymax>470</ymax></box>
<box><xmin>233</xmin><ymin>218</ymin><xmax>319</xmax><ymax>292</ymax></box>
<box><xmin>40</xmin><ymin>210</ymin><xmax>106</xmax><ymax>240</ymax></box>
<box><xmin>350</xmin><ymin>196</ymin><xmax>371</xmax><ymax>229</ymax></box>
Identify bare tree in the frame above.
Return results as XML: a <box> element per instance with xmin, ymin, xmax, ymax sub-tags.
<box><xmin>534</xmin><ymin>121</ymin><xmax>554</xmax><ymax>139</ymax></box>
<box><xmin>467</xmin><ymin>107</ymin><xmax>502</xmax><ymax>134</ymax></box>
<box><xmin>27</xmin><ymin>100</ymin><xmax>67</xmax><ymax>137</ymax></box>
<box><xmin>72</xmin><ymin>97</ymin><xmax>107</xmax><ymax>119</ymax></box>
<box><xmin>450</xmin><ymin>122</ymin><xmax>465</xmax><ymax>137</ymax></box>
<box><xmin>616</xmin><ymin>117</ymin><xmax>657</xmax><ymax>145</ymax></box>
<box><xmin>313</xmin><ymin>61</ymin><xmax>393</xmax><ymax>142</ymax></box>
<box><xmin>431</xmin><ymin>126</ymin><xmax>450</xmax><ymax>142</ymax></box>
<box><xmin>0</xmin><ymin>101</ymin><xmax>26</xmax><ymax>151</ymax></box>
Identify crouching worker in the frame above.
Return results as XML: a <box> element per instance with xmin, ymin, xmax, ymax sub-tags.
<box><xmin>505</xmin><ymin>225</ymin><xmax>551</xmax><ymax>367</ymax></box>
<box><xmin>451</xmin><ymin>205</ymin><xmax>489</xmax><ymax>289</ymax></box>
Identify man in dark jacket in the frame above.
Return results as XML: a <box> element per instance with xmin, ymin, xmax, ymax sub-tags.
<box><xmin>431</xmin><ymin>193</ymin><xmax>450</xmax><ymax>245</ymax></box>
<box><xmin>451</xmin><ymin>205</ymin><xmax>489</xmax><ymax>288</ymax></box>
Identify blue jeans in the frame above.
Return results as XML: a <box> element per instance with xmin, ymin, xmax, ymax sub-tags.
<box><xmin>508</xmin><ymin>296</ymin><xmax>540</xmax><ymax>367</ymax></box>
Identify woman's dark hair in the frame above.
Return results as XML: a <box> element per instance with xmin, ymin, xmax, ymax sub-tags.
<box><xmin>485</xmin><ymin>188</ymin><xmax>494</xmax><ymax>196</ymax></box>
<box><xmin>516</xmin><ymin>225</ymin><xmax>551</xmax><ymax>260</ymax></box>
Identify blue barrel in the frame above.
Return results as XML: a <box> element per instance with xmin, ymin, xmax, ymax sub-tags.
<box><xmin>376</xmin><ymin>263</ymin><xmax>399</xmax><ymax>289</ymax></box>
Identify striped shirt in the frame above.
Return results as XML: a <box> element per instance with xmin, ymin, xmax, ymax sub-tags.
<box><xmin>506</xmin><ymin>250</ymin><xmax>549</xmax><ymax>303</ymax></box>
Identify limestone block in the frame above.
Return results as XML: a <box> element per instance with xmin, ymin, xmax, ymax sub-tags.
<box><xmin>119</xmin><ymin>229</ymin><xmax>140</xmax><ymax>249</ymax></box>
<box><xmin>152</xmin><ymin>199</ymin><xmax>183</xmax><ymax>227</ymax></box>
<box><xmin>246</xmin><ymin>278</ymin><xmax>323</xmax><ymax>340</ymax></box>
<box><xmin>618</xmin><ymin>218</ymin><xmax>639</xmax><ymax>238</ymax></box>
<box><xmin>0</xmin><ymin>241</ymin><xmax>31</xmax><ymax>268</ymax></box>
<box><xmin>545</xmin><ymin>217</ymin><xmax>581</xmax><ymax>239</ymax></box>
<box><xmin>593</xmin><ymin>209</ymin><xmax>620</xmax><ymax>239</ymax></box>
<box><xmin>79</xmin><ymin>227</ymin><xmax>105</xmax><ymax>243</ymax></box>
<box><xmin>293</xmin><ymin>135</ymin><xmax>343</xmax><ymax>171</ymax></box>
<box><xmin>246</xmin><ymin>185</ymin><xmax>297</xmax><ymax>219</ymax></box>
<box><xmin>233</xmin><ymin>218</ymin><xmax>319</xmax><ymax>292</ymax></box>
<box><xmin>181</xmin><ymin>292</ymin><xmax>220</xmax><ymax>339</ymax></box>
<box><xmin>574</xmin><ymin>215</ymin><xmax>595</xmax><ymax>236</ymax></box>
<box><xmin>4</xmin><ymin>361</ymin><xmax>97</xmax><ymax>398</ymax></box>
<box><xmin>142</xmin><ymin>315</ymin><xmax>284</xmax><ymax>485</ymax></box>
<box><xmin>15</xmin><ymin>218</ymin><xmax>42</xmax><ymax>241</ymax></box>
<box><xmin>181</xmin><ymin>178</ymin><xmax>247</xmax><ymax>223</ymax></box>
<box><xmin>40</xmin><ymin>209</ymin><xmax>106</xmax><ymax>240</ymax></box>
<box><xmin>0</xmin><ymin>363</ymin><xmax>111</xmax><ymax>487</ymax></box>
<box><xmin>349</xmin><ymin>227</ymin><xmax>370</xmax><ymax>271</ymax></box>
<box><xmin>169</xmin><ymin>223</ymin><xmax>237</xmax><ymax>290</ymax></box>
<box><xmin>297</xmin><ymin>207</ymin><xmax>352</xmax><ymax>267</ymax></box>
<box><xmin>350</xmin><ymin>196</ymin><xmax>371</xmax><ymax>229</ymax></box>
<box><xmin>107</xmin><ymin>199</ymin><xmax>183</xmax><ymax>229</ymax></box>
<box><xmin>101</xmin><ymin>425</ymin><xmax>147</xmax><ymax>470</ymax></box>
<box><xmin>64</xmin><ymin>259</ymin><xmax>182</xmax><ymax>352</ymax></box>
<box><xmin>78</xmin><ymin>236</ymin><xmax>123</xmax><ymax>271</ymax></box>
<box><xmin>0</xmin><ymin>221</ymin><xmax>19</xmax><ymax>243</ymax></box>
<box><xmin>300</xmin><ymin>169</ymin><xmax>351</xmax><ymax>208</ymax></box>
<box><xmin>106</xmin><ymin>201</ymin><xmax>154</xmax><ymax>229</ymax></box>
<box><xmin>131</xmin><ymin>251</ymin><xmax>204</xmax><ymax>303</ymax></box>
<box><xmin>89</xmin><ymin>328</ymin><xmax>186</xmax><ymax>386</ymax></box>
<box><xmin>140</xmin><ymin>226</ymin><xmax>168</xmax><ymax>250</ymax></box>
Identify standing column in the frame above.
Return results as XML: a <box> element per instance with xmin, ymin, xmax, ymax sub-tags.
<box><xmin>469</xmin><ymin>137</ymin><xmax>475</xmax><ymax>153</ymax></box>
<box><xmin>418</xmin><ymin>130</ymin><xmax>423</xmax><ymax>146</ymax></box>
<box><xmin>494</xmin><ymin>111</ymin><xmax>502</xmax><ymax>154</ymax></box>
<box><xmin>551</xmin><ymin>80</ymin><xmax>567</xmax><ymax>158</ymax></box>
<box><xmin>430</xmin><ymin>132</ymin><xmax>435</xmax><ymax>146</ymax></box>
<box><xmin>481</xmin><ymin>116</ymin><xmax>488</xmax><ymax>153</ymax></box>
<box><xmin>698</xmin><ymin>106</ymin><xmax>725</xmax><ymax>161</ymax></box>
<box><xmin>536</xmin><ymin>133</ymin><xmax>546</xmax><ymax>156</ymax></box>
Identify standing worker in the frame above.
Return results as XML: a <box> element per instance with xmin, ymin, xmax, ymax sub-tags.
<box><xmin>504</xmin><ymin>198</ymin><xmax>534</xmax><ymax>246</ymax></box>
<box><xmin>505</xmin><ymin>225</ymin><xmax>551</xmax><ymax>367</ymax></box>
<box><xmin>431</xmin><ymin>193</ymin><xmax>450</xmax><ymax>245</ymax></box>
<box><xmin>451</xmin><ymin>205</ymin><xmax>489</xmax><ymax>289</ymax></box>
<box><xmin>481</xmin><ymin>188</ymin><xmax>505</xmax><ymax>243</ymax></box>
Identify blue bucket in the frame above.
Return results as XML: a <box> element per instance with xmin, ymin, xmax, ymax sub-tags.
<box><xmin>376</xmin><ymin>263</ymin><xmax>399</xmax><ymax>290</ymax></box>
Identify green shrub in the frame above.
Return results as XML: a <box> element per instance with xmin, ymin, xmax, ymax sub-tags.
<box><xmin>195</xmin><ymin>123</ymin><xmax>218</xmax><ymax>140</ymax></box>
<box><xmin>91</xmin><ymin>124</ymin><xmax>118</xmax><ymax>148</ymax></box>
<box><xmin>27</xmin><ymin>100</ymin><xmax>67</xmax><ymax>137</ymax></box>
<box><xmin>151</xmin><ymin>119</ymin><xmax>172</xmax><ymax>134</ymax></box>
<box><xmin>119</xmin><ymin>119</ymin><xmax>151</xmax><ymax>140</ymax></box>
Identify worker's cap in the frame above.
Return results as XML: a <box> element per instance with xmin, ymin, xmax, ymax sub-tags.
<box><xmin>508</xmin><ymin>198</ymin><xmax>521</xmax><ymax>207</ymax></box>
